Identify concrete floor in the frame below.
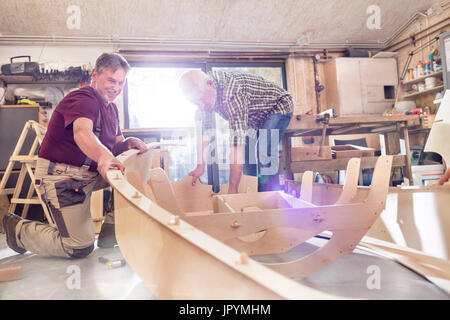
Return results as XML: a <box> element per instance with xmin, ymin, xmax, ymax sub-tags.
<box><xmin>0</xmin><ymin>233</ymin><xmax>449</xmax><ymax>300</ymax></box>
<box><xmin>0</xmin><ymin>233</ymin><xmax>155</xmax><ymax>299</ymax></box>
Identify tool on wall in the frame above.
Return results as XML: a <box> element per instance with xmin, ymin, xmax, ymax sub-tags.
<box><xmin>35</xmin><ymin>66</ymin><xmax>91</xmax><ymax>83</ymax></box>
<box><xmin>316</xmin><ymin>112</ymin><xmax>330</xmax><ymax>158</ymax></box>
<box><xmin>312</xmin><ymin>55</ymin><xmax>325</xmax><ymax>115</ymax></box>
<box><xmin>399</xmin><ymin>36</ymin><xmax>440</xmax><ymax>82</ymax></box>
<box><xmin>1</xmin><ymin>56</ymin><xmax>91</xmax><ymax>83</ymax></box>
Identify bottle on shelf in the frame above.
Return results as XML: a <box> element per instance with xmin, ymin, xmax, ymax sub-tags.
<box><xmin>408</xmin><ymin>68</ymin><xmax>414</xmax><ymax>80</ymax></box>
<box><xmin>429</xmin><ymin>53</ymin><xmax>435</xmax><ymax>72</ymax></box>
<box><xmin>418</xmin><ymin>61</ymin><xmax>424</xmax><ymax>77</ymax></box>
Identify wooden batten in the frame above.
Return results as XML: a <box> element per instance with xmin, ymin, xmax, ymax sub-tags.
<box><xmin>0</xmin><ymin>266</ymin><xmax>22</xmax><ymax>282</ymax></box>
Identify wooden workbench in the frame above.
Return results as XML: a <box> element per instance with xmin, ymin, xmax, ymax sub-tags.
<box><xmin>281</xmin><ymin>114</ymin><xmax>422</xmax><ymax>185</ymax></box>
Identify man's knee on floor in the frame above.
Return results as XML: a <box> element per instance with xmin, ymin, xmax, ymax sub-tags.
<box><xmin>65</xmin><ymin>243</ymin><xmax>95</xmax><ymax>259</ymax></box>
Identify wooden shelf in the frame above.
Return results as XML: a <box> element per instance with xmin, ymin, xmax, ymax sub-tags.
<box><xmin>0</xmin><ymin>104</ymin><xmax>40</xmax><ymax>108</ymax></box>
<box><xmin>0</xmin><ymin>75</ymin><xmax>82</xmax><ymax>85</ymax></box>
<box><xmin>403</xmin><ymin>71</ymin><xmax>443</xmax><ymax>86</ymax></box>
<box><xmin>403</xmin><ymin>85</ymin><xmax>444</xmax><ymax>99</ymax></box>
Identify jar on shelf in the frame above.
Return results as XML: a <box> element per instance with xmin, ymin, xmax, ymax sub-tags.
<box><xmin>418</xmin><ymin>61</ymin><xmax>424</xmax><ymax>77</ymax></box>
<box><xmin>408</xmin><ymin>68</ymin><xmax>414</xmax><ymax>80</ymax></box>
<box><xmin>418</xmin><ymin>82</ymin><xmax>426</xmax><ymax>92</ymax></box>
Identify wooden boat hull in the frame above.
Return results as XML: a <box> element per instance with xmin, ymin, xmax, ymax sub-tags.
<box><xmin>113</xmin><ymin>189</ymin><xmax>337</xmax><ymax>299</ymax></box>
<box><xmin>108</xmin><ymin>146</ymin><xmax>337</xmax><ymax>299</ymax></box>
<box><xmin>108</xmin><ymin>146</ymin><xmax>450</xmax><ymax>298</ymax></box>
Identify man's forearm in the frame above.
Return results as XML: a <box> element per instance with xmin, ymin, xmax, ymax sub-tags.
<box><xmin>74</xmin><ymin>128</ymin><xmax>113</xmax><ymax>164</ymax></box>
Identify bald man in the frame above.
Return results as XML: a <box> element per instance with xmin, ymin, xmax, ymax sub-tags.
<box><xmin>179</xmin><ymin>70</ymin><xmax>293</xmax><ymax>193</ymax></box>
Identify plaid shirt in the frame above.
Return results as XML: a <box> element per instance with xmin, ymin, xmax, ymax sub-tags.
<box><xmin>196</xmin><ymin>70</ymin><xmax>293</xmax><ymax>146</ymax></box>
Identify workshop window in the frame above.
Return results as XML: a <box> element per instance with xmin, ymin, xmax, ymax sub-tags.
<box><xmin>125</xmin><ymin>62</ymin><xmax>286</xmax><ymax>184</ymax></box>
<box><xmin>126</xmin><ymin>66</ymin><xmax>202</xmax><ymax>129</ymax></box>
<box><xmin>125</xmin><ymin>63</ymin><xmax>286</xmax><ymax>129</ymax></box>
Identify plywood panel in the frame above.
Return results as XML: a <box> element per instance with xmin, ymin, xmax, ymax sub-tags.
<box><xmin>335</xmin><ymin>58</ymin><xmax>363</xmax><ymax>116</ymax></box>
<box><xmin>285</xmin><ymin>57</ymin><xmax>316</xmax><ymax>115</ymax></box>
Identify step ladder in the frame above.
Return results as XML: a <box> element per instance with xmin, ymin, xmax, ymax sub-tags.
<box><xmin>0</xmin><ymin>120</ymin><xmax>54</xmax><ymax>226</ymax></box>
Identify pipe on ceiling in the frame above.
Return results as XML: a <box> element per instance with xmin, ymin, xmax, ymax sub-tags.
<box><xmin>385</xmin><ymin>10</ymin><xmax>450</xmax><ymax>51</ymax></box>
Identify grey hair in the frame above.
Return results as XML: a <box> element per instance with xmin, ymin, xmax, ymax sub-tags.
<box><xmin>95</xmin><ymin>53</ymin><xmax>130</xmax><ymax>74</ymax></box>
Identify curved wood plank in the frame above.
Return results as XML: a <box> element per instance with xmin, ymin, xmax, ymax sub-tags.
<box><xmin>300</xmin><ymin>171</ymin><xmax>314</xmax><ymax>203</ymax></box>
<box><xmin>184</xmin><ymin>156</ymin><xmax>393</xmax><ymax>279</ymax></box>
<box><xmin>335</xmin><ymin>158</ymin><xmax>360</xmax><ymax>204</ymax></box>
<box><xmin>108</xmin><ymin>165</ymin><xmax>338</xmax><ymax>299</ymax></box>
<box><xmin>424</xmin><ymin>91</ymin><xmax>450</xmax><ymax>164</ymax></box>
<box><xmin>223</xmin><ymin>157</ymin><xmax>360</xmax><ymax>254</ymax></box>
<box><xmin>148</xmin><ymin>168</ymin><xmax>184</xmax><ymax>216</ymax></box>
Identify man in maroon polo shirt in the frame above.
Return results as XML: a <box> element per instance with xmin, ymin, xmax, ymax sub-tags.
<box><xmin>2</xmin><ymin>53</ymin><xmax>148</xmax><ymax>258</ymax></box>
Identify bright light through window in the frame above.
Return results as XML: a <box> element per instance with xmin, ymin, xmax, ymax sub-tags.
<box><xmin>125</xmin><ymin>64</ymin><xmax>285</xmax><ymax>183</ymax></box>
<box><xmin>127</xmin><ymin>67</ymin><xmax>201</xmax><ymax>128</ymax></box>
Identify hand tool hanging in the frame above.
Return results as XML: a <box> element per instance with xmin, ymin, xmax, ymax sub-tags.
<box><xmin>312</xmin><ymin>55</ymin><xmax>325</xmax><ymax>115</ymax></box>
<box><xmin>316</xmin><ymin>113</ymin><xmax>330</xmax><ymax>158</ymax></box>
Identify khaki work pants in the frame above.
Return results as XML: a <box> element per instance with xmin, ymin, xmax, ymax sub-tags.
<box><xmin>15</xmin><ymin>157</ymin><xmax>112</xmax><ymax>258</ymax></box>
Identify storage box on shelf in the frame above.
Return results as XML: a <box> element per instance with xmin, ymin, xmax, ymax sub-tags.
<box><xmin>402</xmin><ymin>71</ymin><xmax>444</xmax><ymax>99</ymax></box>
<box><xmin>411</xmin><ymin>164</ymin><xmax>444</xmax><ymax>186</ymax></box>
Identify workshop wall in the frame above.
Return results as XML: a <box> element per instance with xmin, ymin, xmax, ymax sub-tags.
<box><xmin>389</xmin><ymin>4</ymin><xmax>450</xmax><ymax>112</ymax></box>
<box><xmin>286</xmin><ymin>54</ymin><xmax>343</xmax><ymax>116</ymax></box>
<box><xmin>0</xmin><ymin>44</ymin><xmax>126</xmax><ymax>126</ymax></box>
<box><xmin>0</xmin><ymin>44</ymin><xmax>342</xmax><ymax>129</ymax></box>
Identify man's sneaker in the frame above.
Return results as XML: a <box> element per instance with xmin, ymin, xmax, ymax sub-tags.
<box><xmin>2</xmin><ymin>213</ymin><xmax>26</xmax><ymax>254</ymax></box>
<box><xmin>97</xmin><ymin>222</ymin><xmax>117</xmax><ymax>248</ymax></box>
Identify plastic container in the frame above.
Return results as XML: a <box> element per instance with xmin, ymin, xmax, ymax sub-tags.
<box><xmin>411</xmin><ymin>164</ymin><xmax>444</xmax><ymax>186</ymax></box>
<box><xmin>425</xmin><ymin>77</ymin><xmax>437</xmax><ymax>89</ymax></box>
<box><xmin>395</xmin><ymin>100</ymin><xmax>416</xmax><ymax>113</ymax></box>
<box><xmin>418</xmin><ymin>82</ymin><xmax>426</xmax><ymax>92</ymax></box>
<box><xmin>418</xmin><ymin>62</ymin><xmax>424</xmax><ymax>77</ymax></box>
<box><xmin>408</xmin><ymin>68</ymin><xmax>414</xmax><ymax>80</ymax></box>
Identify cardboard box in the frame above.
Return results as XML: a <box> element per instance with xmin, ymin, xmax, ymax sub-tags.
<box><xmin>421</xmin><ymin>114</ymin><xmax>436</xmax><ymax>129</ymax></box>
<box><xmin>331</xmin><ymin>144</ymin><xmax>375</xmax><ymax>159</ymax></box>
<box><xmin>411</xmin><ymin>164</ymin><xmax>444</xmax><ymax>186</ymax></box>
<box><xmin>291</xmin><ymin>146</ymin><xmax>332</xmax><ymax>161</ymax></box>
